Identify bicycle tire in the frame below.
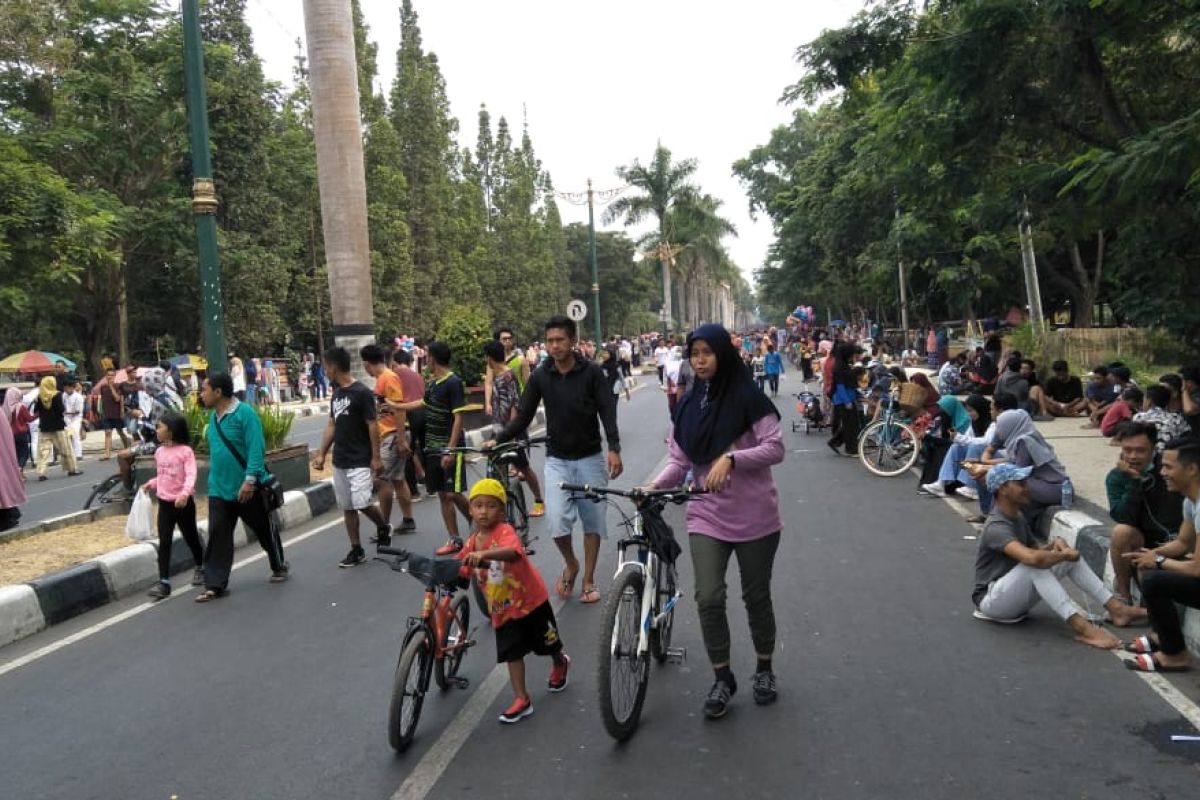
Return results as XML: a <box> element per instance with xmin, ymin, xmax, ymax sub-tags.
<box><xmin>858</xmin><ymin>419</ymin><xmax>919</xmax><ymax>477</ymax></box>
<box><xmin>388</xmin><ymin>628</ymin><xmax>430</xmax><ymax>753</ymax></box>
<box><xmin>434</xmin><ymin>595</ymin><xmax>470</xmax><ymax>690</ymax></box>
<box><xmin>597</xmin><ymin>566</ymin><xmax>650</xmax><ymax>742</ymax></box>
<box><xmin>507</xmin><ymin>483</ymin><xmax>529</xmax><ymax>539</ymax></box>
<box><xmin>84</xmin><ymin>474</ymin><xmax>124</xmax><ymax>511</ymax></box>
<box><xmin>649</xmin><ymin>561</ymin><xmax>676</xmax><ymax>664</ymax></box>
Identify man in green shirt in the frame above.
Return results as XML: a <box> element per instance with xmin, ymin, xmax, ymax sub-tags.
<box><xmin>1107</xmin><ymin>421</ymin><xmax>1183</xmax><ymax>602</ymax></box>
<box><xmin>196</xmin><ymin>372</ymin><xmax>288</xmax><ymax>601</ymax></box>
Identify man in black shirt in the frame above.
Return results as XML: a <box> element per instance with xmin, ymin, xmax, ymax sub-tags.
<box><xmin>487</xmin><ymin>315</ymin><xmax>621</xmax><ymax>605</ymax></box>
<box><xmin>1038</xmin><ymin>360</ymin><xmax>1087</xmax><ymax>418</ymax></box>
<box><xmin>313</xmin><ymin>347</ymin><xmax>390</xmax><ymax>568</ymax></box>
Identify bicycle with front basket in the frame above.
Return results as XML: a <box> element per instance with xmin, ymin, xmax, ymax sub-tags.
<box><xmin>857</xmin><ymin>385</ymin><xmax>921</xmax><ymax>477</ymax></box>
<box><xmin>560</xmin><ymin>482</ymin><xmax>703</xmax><ymax>741</ymax></box>
<box><xmin>378</xmin><ymin>547</ymin><xmax>477</xmax><ymax>753</ymax></box>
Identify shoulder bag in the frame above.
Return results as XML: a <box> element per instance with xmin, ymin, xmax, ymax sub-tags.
<box><xmin>213</xmin><ymin>411</ymin><xmax>285</xmax><ymax>510</ymax></box>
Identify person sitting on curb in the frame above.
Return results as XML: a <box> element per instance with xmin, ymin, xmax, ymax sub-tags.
<box><xmin>1181</xmin><ymin>366</ymin><xmax>1200</xmax><ymax>437</ymax></box>
<box><xmin>973</xmin><ymin>463</ymin><xmax>1146</xmax><ymax>645</ymax></box>
<box><xmin>971</xmin><ymin>407</ymin><xmax>1070</xmax><ymax>523</ymax></box>
<box><xmin>938</xmin><ymin>351</ymin><xmax>969</xmax><ymax>396</ymax></box>
<box><xmin>1106</xmin><ymin>422</ymin><xmax>1183</xmax><ymax>604</ymax></box>
<box><xmin>1101</xmin><ymin>386</ymin><xmax>1142</xmax><ymax>438</ymax></box>
<box><xmin>1132</xmin><ymin>383</ymin><xmax>1190</xmax><ymax>453</ymax></box>
<box><xmin>1122</xmin><ymin>437</ymin><xmax>1200</xmax><ymax>672</ymax></box>
<box><xmin>1039</xmin><ymin>360</ymin><xmax>1087</xmax><ymax>418</ymax></box>
<box><xmin>1084</xmin><ymin>366</ymin><xmax>1119</xmax><ymax>428</ymax></box>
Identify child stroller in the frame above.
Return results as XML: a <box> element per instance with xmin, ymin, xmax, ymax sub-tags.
<box><xmin>792</xmin><ymin>390</ymin><xmax>829</xmax><ymax>434</ymax></box>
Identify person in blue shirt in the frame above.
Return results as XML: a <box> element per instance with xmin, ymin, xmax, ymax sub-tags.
<box><xmin>763</xmin><ymin>343</ymin><xmax>785</xmax><ymax>397</ymax></box>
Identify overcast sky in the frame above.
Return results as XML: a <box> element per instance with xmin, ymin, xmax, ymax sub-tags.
<box><xmin>244</xmin><ymin>0</ymin><xmax>862</xmax><ymax>285</ymax></box>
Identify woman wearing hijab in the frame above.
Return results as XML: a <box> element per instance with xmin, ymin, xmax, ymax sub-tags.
<box><xmin>0</xmin><ymin>398</ymin><xmax>26</xmax><ymax>531</ymax></box>
<box><xmin>5</xmin><ymin>387</ymin><xmax>36</xmax><ymax>471</ymax></box>
<box><xmin>826</xmin><ymin>342</ymin><xmax>861</xmax><ymax>456</ymax></box>
<box><xmin>923</xmin><ymin>394</ymin><xmax>994</xmax><ymax>504</ymax></box>
<box><xmin>908</xmin><ymin>372</ymin><xmax>942</xmax><ymax>417</ymax></box>
<box><xmin>975</xmin><ymin>409</ymin><xmax>1069</xmax><ymax>518</ymax></box>
<box><xmin>34</xmin><ymin>376</ymin><xmax>80</xmax><ymax>480</ymax></box>
<box><xmin>650</xmin><ymin>324</ymin><xmax>785</xmax><ymax>720</ymax></box>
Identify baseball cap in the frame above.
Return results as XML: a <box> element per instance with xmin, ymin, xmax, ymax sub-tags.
<box><xmin>986</xmin><ymin>463</ymin><xmax>1034</xmax><ymax>493</ymax></box>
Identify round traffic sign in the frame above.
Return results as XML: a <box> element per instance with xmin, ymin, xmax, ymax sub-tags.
<box><xmin>566</xmin><ymin>299</ymin><xmax>588</xmax><ymax>321</ymax></box>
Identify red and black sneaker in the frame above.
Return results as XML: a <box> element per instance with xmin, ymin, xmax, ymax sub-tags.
<box><xmin>434</xmin><ymin>538</ymin><xmax>463</xmax><ymax>556</ymax></box>
<box><xmin>498</xmin><ymin>695</ymin><xmax>533</xmax><ymax>724</ymax></box>
<box><xmin>547</xmin><ymin>653</ymin><xmax>571</xmax><ymax>693</ymax></box>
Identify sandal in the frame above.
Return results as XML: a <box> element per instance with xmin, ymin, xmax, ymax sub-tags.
<box><xmin>1125</xmin><ymin>653</ymin><xmax>1189</xmax><ymax>673</ymax></box>
<box><xmin>1123</xmin><ymin>635</ymin><xmax>1159</xmax><ymax>654</ymax></box>
<box><xmin>556</xmin><ymin>569</ymin><xmax>577</xmax><ymax>599</ymax></box>
<box><xmin>194</xmin><ymin>589</ymin><xmax>226</xmax><ymax>603</ymax></box>
<box><xmin>579</xmin><ymin>586</ymin><xmax>602</xmax><ymax>604</ymax></box>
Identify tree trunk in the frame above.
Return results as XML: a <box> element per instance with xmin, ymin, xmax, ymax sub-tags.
<box><xmin>117</xmin><ymin>257</ymin><xmax>130</xmax><ymax>367</ymax></box>
<box><xmin>1066</xmin><ymin>231</ymin><xmax>1105</xmax><ymax>328</ymax></box>
<box><xmin>303</xmin><ymin>0</ymin><xmax>375</xmax><ymax>375</ymax></box>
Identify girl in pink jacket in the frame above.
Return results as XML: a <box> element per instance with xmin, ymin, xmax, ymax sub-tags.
<box><xmin>141</xmin><ymin>412</ymin><xmax>203</xmax><ymax>600</ymax></box>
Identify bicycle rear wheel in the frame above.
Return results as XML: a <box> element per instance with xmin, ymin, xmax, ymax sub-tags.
<box><xmin>435</xmin><ymin>595</ymin><xmax>470</xmax><ymax>689</ymax></box>
<box><xmin>388</xmin><ymin>628</ymin><xmax>430</xmax><ymax>752</ymax></box>
<box><xmin>507</xmin><ymin>483</ymin><xmax>530</xmax><ymax>545</ymax></box>
<box><xmin>597</xmin><ymin>566</ymin><xmax>650</xmax><ymax>741</ymax></box>
<box><xmin>84</xmin><ymin>474</ymin><xmax>124</xmax><ymax>510</ymax></box>
<box><xmin>858</xmin><ymin>419</ymin><xmax>919</xmax><ymax>477</ymax></box>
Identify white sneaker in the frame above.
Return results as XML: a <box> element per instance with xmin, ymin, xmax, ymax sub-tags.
<box><xmin>921</xmin><ymin>482</ymin><xmax>947</xmax><ymax>497</ymax></box>
<box><xmin>973</xmin><ymin>609</ymin><xmax>1027</xmax><ymax>625</ymax></box>
<box><xmin>957</xmin><ymin>486</ymin><xmax>979</xmax><ymax>501</ymax></box>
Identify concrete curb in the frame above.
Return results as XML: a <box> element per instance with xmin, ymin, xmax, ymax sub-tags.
<box><xmin>0</xmin><ymin>585</ymin><xmax>45</xmax><ymax>647</ymax></box>
<box><xmin>1037</xmin><ymin>507</ymin><xmax>1200</xmax><ymax>656</ymax></box>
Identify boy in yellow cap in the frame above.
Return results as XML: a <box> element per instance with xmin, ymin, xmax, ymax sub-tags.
<box><xmin>459</xmin><ymin>478</ymin><xmax>570</xmax><ymax>723</ymax></box>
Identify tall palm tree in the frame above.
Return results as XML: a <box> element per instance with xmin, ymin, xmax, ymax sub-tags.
<box><xmin>302</xmin><ymin>0</ymin><xmax>375</xmax><ymax>353</ymax></box>
<box><xmin>605</xmin><ymin>143</ymin><xmax>699</xmax><ymax>333</ymax></box>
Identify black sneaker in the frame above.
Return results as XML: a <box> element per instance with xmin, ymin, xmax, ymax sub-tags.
<box><xmin>146</xmin><ymin>582</ymin><xmax>171</xmax><ymax>601</ymax></box>
<box><xmin>338</xmin><ymin>546</ymin><xmax>366</xmax><ymax>568</ymax></box>
<box><xmin>370</xmin><ymin>524</ymin><xmax>393</xmax><ymax>545</ymax></box>
<box><xmin>703</xmin><ymin>678</ymin><xmax>737</xmax><ymax>720</ymax></box>
<box><xmin>191</xmin><ymin>567</ymin><xmax>205</xmax><ymax>586</ymax></box>
<box><xmin>397</xmin><ymin>518</ymin><xmax>417</xmax><ymax>534</ymax></box>
<box><xmin>752</xmin><ymin>670</ymin><xmax>778</xmax><ymax>705</ymax></box>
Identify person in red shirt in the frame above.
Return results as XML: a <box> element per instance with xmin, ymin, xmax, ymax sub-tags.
<box><xmin>459</xmin><ymin>478</ymin><xmax>570</xmax><ymax>724</ymax></box>
<box><xmin>1102</xmin><ymin>386</ymin><xmax>1142</xmax><ymax>437</ymax></box>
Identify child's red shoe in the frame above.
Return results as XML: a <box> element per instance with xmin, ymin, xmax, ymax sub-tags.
<box><xmin>498</xmin><ymin>695</ymin><xmax>533</xmax><ymax>724</ymax></box>
<box><xmin>547</xmin><ymin>654</ymin><xmax>571</xmax><ymax>693</ymax></box>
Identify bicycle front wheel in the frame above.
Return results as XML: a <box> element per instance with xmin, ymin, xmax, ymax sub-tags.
<box><xmin>858</xmin><ymin>419</ymin><xmax>920</xmax><ymax>477</ymax></box>
<box><xmin>388</xmin><ymin>628</ymin><xmax>430</xmax><ymax>753</ymax></box>
<box><xmin>435</xmin><ymin>595</ymin><xmax>470</xmax><ymax>689</ymax></box>
<box><xmin>84</xmin><ymin>474</ymin><xmax>124</xmax><ymax>510</ymax></box>
<box><xmin>597</xmin><ymin>566</ymin><xmax>650</xmax><ymax>742</ymax></box>
<box><xmin>507</xmin><ymin>483</ymin><xmax>529</xmax><ymax>542</ymax></box>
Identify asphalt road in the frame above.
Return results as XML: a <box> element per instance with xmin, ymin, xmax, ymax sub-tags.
<box><xmin>16</xmin><ymin>413</ymin><xmax>330</xmax><ymax>526</ymax></box>
<box><xmin>3</xmin><ymin>378</ymin><xmax>1200</xmax><ymax>800</ymax></box>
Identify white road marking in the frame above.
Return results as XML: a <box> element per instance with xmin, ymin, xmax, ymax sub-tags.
<box><xmin>0</xmin><ymin>518</ymin><xmax>341</xmax><ymax>679</ymax></box>
<box><xmin>391</xmin><ymin>448</ymin><xmax>671</xmax><ymax>800</ymax></box>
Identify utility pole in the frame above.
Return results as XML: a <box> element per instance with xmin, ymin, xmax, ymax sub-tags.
<box><xmin>895</xmin><ymin>202</ymin><xmax>909</xmax><ymax>337</ymax></box>
<box><xmin>586</xmin><ymin>179</ymin><xmax>602</xmax><ymax>344</ymax></box>
<box><xmin>303</xmin><ymin>0</ymin><xmax>375</xmax><ymax>378</ymax></box>
<box><xmin>181</xmin><ymin>0</ymin><xmax>228</xmax><ymax>373</ymax></box>
<box><xmin>1018</xmin><ymin>199</ymin><xmax>1046</xmax><ymax>333</ymax></box>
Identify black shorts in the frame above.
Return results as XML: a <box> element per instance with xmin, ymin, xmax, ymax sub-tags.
<box><xmin>495</xmin><ymin>601</ymin><xmax>564</xmax><ymax>663</ymax></box>
<box><xmin>1135</xmin><ymin>518</ymin><xmax>1175</xmax><ymax>549</ymax></box>
<box><xmin>425</xmin><ymin>451</ymin><xmax>466</xmax><ymax>495</ymax></box>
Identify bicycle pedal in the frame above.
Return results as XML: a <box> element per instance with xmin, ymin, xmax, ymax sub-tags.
<box><xmin>665</xmin><ymin>647</ymin><xmax>687</xmax><ymax>664</ymax></box>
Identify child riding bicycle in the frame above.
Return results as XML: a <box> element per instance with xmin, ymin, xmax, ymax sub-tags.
<box><xmin>457</xmin><ymin>478</ymin><xmax>570</xmax><ymax>724</ymax></box>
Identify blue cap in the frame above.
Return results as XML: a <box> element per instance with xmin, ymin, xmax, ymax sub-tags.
<box><xmin>986</xmin><ymin>463</ymin><xmax>1034</xmax><ymax>493</ymax></box>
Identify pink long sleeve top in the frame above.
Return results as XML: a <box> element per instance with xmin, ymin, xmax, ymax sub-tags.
<box><xmin>653</xmin><ymin>415</ymin><xmax>785</xmax><ymax>542</ymax></box>
<box><xmin>144</xmin><ymin>444</ymin><xmax>197</xmax><ymax>502</ymax></box>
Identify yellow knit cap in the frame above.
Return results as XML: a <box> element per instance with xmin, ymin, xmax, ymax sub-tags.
<box><xmin>468</xmin><ymin>478</ymin><xmax>507</xmax><ymax>505</ymax></box>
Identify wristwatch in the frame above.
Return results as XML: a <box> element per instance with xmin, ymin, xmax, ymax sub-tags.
<box><xmin>1155</xmin><ymin>554</ymin><xmax>1167</xmax><ymax>569</ymax></box>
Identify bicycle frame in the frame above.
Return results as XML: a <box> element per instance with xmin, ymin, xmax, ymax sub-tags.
<box><xmin>405</xmin><ymin>584</ymin><xmax>466</xmax><ymax>661</ymax></box>
<box><xmin>611</xmin><ymin>515</ymin><xmax>680</xmax><ymax>661</ymax></box>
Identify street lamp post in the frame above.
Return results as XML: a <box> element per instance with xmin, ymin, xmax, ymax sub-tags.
<box><xmin>181</xmin><ymin>0</ymin><xmax>228</xmax><ymax>373</ymax></box>
<box><xmin>586</xmin><ymin>180</ymin><xmax>602</xmax><ymax>345</ymax></box>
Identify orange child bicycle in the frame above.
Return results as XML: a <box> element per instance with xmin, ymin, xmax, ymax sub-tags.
<box><xmin>379</xmin><ymin>547</ymin><xmax>476</xmax><ymax>753</ymax></box>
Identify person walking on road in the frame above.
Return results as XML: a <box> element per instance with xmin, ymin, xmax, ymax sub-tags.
<box><xmin>972</xmin><ymin>463</ymin><xmax>1144</xmax><ymax>643</ymax></box>
<box><xmin>364</xmin><ymin>344</ymin><xmax>417</xmax><ymax>537</ymax></box>
<box><xmin>63</xmin><ymin>381</ymin><xmax>85</xmax><ymax>462</ymax></box>
<box><xmin>97</xmin><ymin>368</ymin><xmax>129</xmax><ymax>459</ymax></box>
<box><xmin>487</xmin><ymin>315</ymin><xmax>622</xmax><ymax>605</ymax></box>
<box><xmin>34</xmin><ymin>376</ymin><xmax>80</xmax><ymax>480</ymax></box>
<box><xmin>141</xmin><ymin>412</ymin><xmax>203</xmax><ymax>600</ymax></box>
<box><xmin>196</xmin><ymin>372</ymin><xmax>288</xmax><ymax>602</ymax></box>
<box><xmin>313</xmin><ymin>347</ymin><xmax>393</xmax><ymax>567</ymax></box>
<box><xmin>825</xmin><ymin>342</ymin><xmax>861</xmax><ymax>457</ymax></box>
<box><xmin>1123</xmin><ymin>437</ymin><xmax>1200</xmax><ymax>672</ymax></box>
<box><xmin>5</xmin><ymin>387</ymin><xmax>35</xmax><ymax>472</ymax></box>
<box><xmin>0</xmin><ymin>395</ymin><xmax>26</xmax><ymax>531</ymax></box>
<box><xmin>649</xmin><ymin>323</ymin><xmax>784</xmax><ymax>719</ymax></box>
<box><xmin>483</xmin><ymin>341</ymin><xmax>545</xmax><ymax>516</ymax></box>
<box><xmin>391</xmin><ymin>348</ymin><xmax>426</xmax><ymax>495</ymax></box>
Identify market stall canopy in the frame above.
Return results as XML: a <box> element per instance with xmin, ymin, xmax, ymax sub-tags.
<box><xmin>0</xmin><ymin>351</ymin><xmax>77</xmax><ymax>374</ymax></box>
<box><xmin>168</xmin><ymin>354</ymin><xmax>208</xmax><ymax>374</ymax></box>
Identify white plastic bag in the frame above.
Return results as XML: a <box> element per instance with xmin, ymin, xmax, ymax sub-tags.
<box><xmin>125</xmin><ymin>490</ymin><xmax>156</xmax><ymax>543</ymax></box>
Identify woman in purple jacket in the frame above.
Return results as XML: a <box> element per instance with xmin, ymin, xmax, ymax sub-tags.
<box><xmin>651</xmin><ymin>323</ymin><xmax>785</xmax><ymax>720</ymax></box>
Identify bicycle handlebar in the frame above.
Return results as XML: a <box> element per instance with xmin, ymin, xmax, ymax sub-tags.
<box><xmin>429</xmin><ymin>436</ymin><xmax>547</xmax><ymax>456</ymax></box>
<box><xmin>558</xmin><ymin>483</ymin><xmax>705</xmax><ymax>503</ymax></box>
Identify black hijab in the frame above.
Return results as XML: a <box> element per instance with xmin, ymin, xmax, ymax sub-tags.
<box><xmin>964</xmin><ymin>393</ymin><xmax>992</xmax><ymax>436</ymax></box>
<box><xmin>673</xmin><ymin>324</ymin><xmax>779</xmax><ymax>465</ymax></box>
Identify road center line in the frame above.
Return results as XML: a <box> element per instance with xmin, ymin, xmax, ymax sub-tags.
<box><xmin>391</xmin><ymin>447</ymin><xmax>671</xmax><ymax>800</ymax></box>
<box><xmin>0</xmin><ymin>517</ymin><xmax>342</xmax><ymax>679</ymax></box>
